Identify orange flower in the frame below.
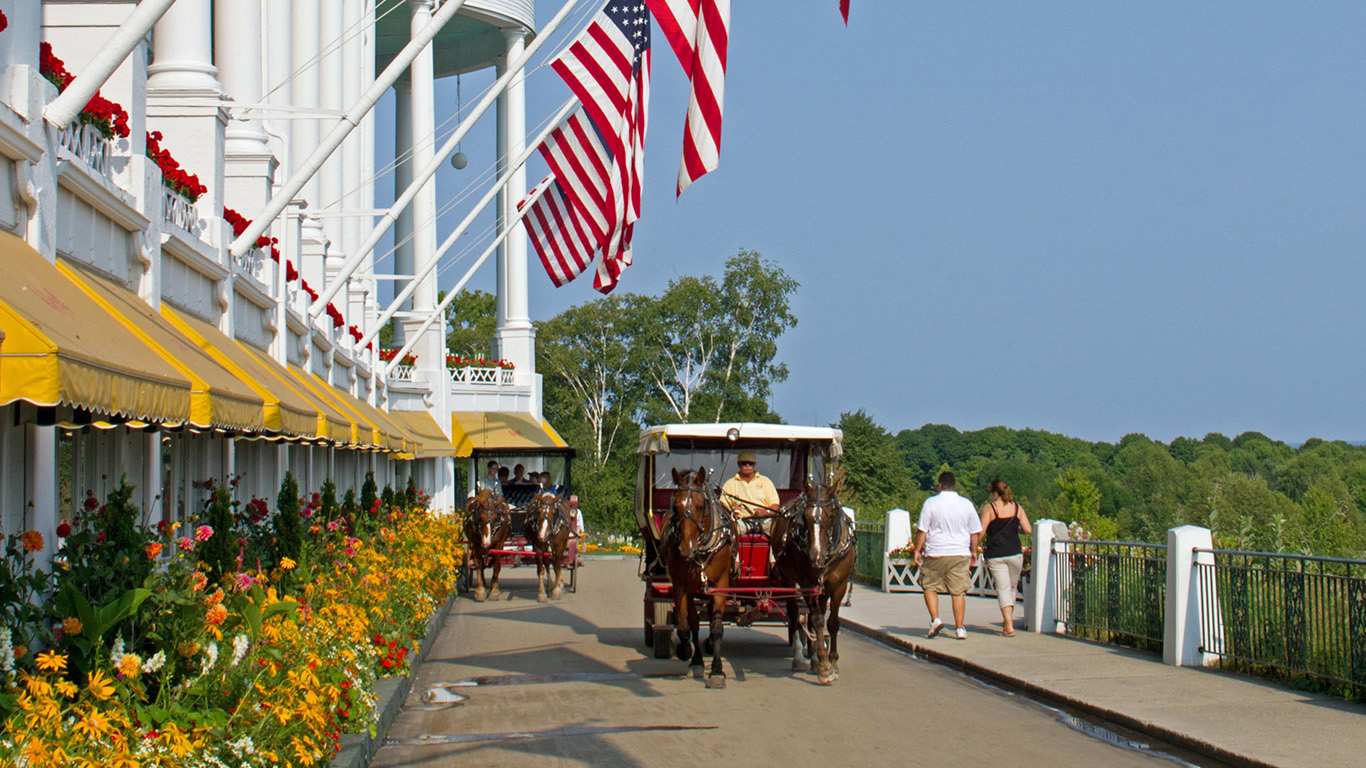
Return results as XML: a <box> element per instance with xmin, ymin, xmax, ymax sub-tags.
<box><xmin>19</xmin><ymin>530</ymin><xmax>44</xmax><ymax>553</ymax></box>
<box><xmin>35</xmin><ymin>650</ymin><xmax>67</xmax><ymax>673</ymax></box>
<box><xmin>87</xmin><ymin>669</ymin><xmax>114</xmax><ymax>700</ymax></box>
<box><xmin>118</xmin><ymin>653</ymin><xmax>141</xmax><ymax>678</ymax></box>
<box><xmin>191</xmin><ymin>571</ymin><xmax>207</xmax><ymax>591</ymax></box>
<box><xmin>206</xmin><ymin>588</ymin><xmax>224</xmax><ymax>607</ymax></box>
<box><xmin>61</xmin><ymin>617</ymin><xmax>82</xmax><ymax>636</ymax></box>
<box><xmin>146</xmin><ymin>542</ymin><xmax>163</xmax><ymax>559</ymax></box>
<box><xmin>206</xmin><ymin>603</ymin><xmax>227</xmax><ymax>626</ymax></box>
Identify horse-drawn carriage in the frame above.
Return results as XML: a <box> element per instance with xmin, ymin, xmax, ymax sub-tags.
<box><xmin>636</xmin><ymin>423</ymin><xmax>855</xmax><ymax>687</ymax></box>
<box><xmin>454</xmin><ymin>412</ymin><xmax>579</xmax><ymax>602</ymax></box>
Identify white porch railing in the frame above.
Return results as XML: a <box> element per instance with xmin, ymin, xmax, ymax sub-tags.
<box><xmin>389</xmin><ymin>364</ymin><xmax>416</xmax><ymax>382</ymax></box>
<box><xmin>162</xmin><ymin>185</ymin><xmax>197</xmax><ymax>232</ymax></box>
<box><xmin>448</xmin><ymin>366</ymin><xmax>514</xmax><ymax>386</ymax></box>
<box><xmin>57</xmin><ymin>123</ymin><xmax>112</xmax><ymax>177</ymax></box>
<box><xmin>231</xmin><ymin>248</ymin><xmax>270</xmax><ymax>285</ymax></box>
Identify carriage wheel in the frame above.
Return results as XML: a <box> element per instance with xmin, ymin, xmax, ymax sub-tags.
<box><xmin>652</xmin><ymin>627</ymin><xmax>673</xmax><ymax>659</ymax></box>
<box><xmin>460</xmin><ymin>550</ymin><xmax>471</xmax><ymax>593</ymax></box>
<box><xmin>644</xmin><ymin>619</ymin><xmax>654</xmax><ymax>649</ymax></box>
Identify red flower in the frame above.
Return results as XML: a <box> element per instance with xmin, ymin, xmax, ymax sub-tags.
<box><xmin>56</xmin><ymin>523</ymin><xmax>71</xmax><ymax>538</ymax></box>
<box><xmin>0</xmin><ymin>11</ymin><xmax>8</xmax><ymax>33</ymax></box>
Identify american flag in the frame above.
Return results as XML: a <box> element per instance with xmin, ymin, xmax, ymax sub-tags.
<box><xmin>522</xmin><ymin>176</ymin><xmax>598</xmax><ymax>288</ymax></box>
<box><xmin>549</xmin><ymin>1</ymin><xmax>651</xmax><ymax>293</ymax></box>
<box><xmin>841</xmin><ymin>0</ymin><xmax>850</xmax><ymax>24</ymax></box>
<box><xmin>645</xmin><ymin>0</ymin><xmax>730</xmax><ymax>196</ymax></box>
<box><xmin>538</xmin><ymin>109</ymin><xmax>614</xmax><ymax>249</ymax></box>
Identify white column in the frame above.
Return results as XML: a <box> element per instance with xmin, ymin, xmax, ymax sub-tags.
<box><xmin>494</xmin><ymin>28</ymin><xmax>535</xmax><ymax>377</ymax></box>
<box><xmin>392</xmin><ymin>75</ymin><xmax>414</xmax><ymax>346</ymax></box>
<box><xmin>292</xmin><ymin>0</ymin><xmax>329</xmax><ymax>288</ymax></box>
<box><xmin>342</xmin><ymin>0</ymin><xmax>366</xmax><ymax>324</ymax></box>
<box><xmin>146</xmin><ymin>0</ymin><xmax>227</xmax><ymax>244</ymax></box>
<box><xmin>360</xmin><ymin>0</ymin><xmax>380</xmax><ymax>336</ymax></box>
<box><xmin>1165</xmin><ymin>525</ymin><xmax>1218</xmax><ymax>667</ymax></box>
<box><xmin>216</xmin><ymin>0</ymin><xmax>278</xmax><ymax>213</ymax></box>
<box><xmin>407</xmin><ymin>0</ymin><xmax>441</xmax><ymax>377</ymax></box>
<box><xmin>319</xmin><ymin>0</ymin><xmax>346</xmax><ymax>253</ymax></box>
<box><xmin>24</xmin><ymin>425</ymin><xmax>57</xmax><ymax>572</ymax></box>
<box><xmin>882</xmin><ymin>509</ymin><xmax>912</xmax><ymax>592</ymax></box>
<box><xmin>1027</xmin><ymin>519</ymin><xmax>1069</xmax><ymax>634</ymax></box>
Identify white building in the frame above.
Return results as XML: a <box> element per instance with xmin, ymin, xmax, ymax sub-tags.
<box><xmin>0</xmin><ymin>0</ymin><xmax>566</xmax><ymax>552</ymax></box>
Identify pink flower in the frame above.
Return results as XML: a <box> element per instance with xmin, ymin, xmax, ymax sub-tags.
<box><xmin>177</xmin><ymin>537</ymin><xmax>195</xmax><ymax>553</ymax></box>
<box><xmin>194</xmin><ymin>525</ymin><xmax>213</xmax><ymax>542</ymax></box>
<box><xmin>345</xmin><ymin>547</ymin><xmax>356</xmax><ymax>556</ymax></box>
<box><xmin>235</xmin><ymin>573</ymin><xmax>257</xmax><ymax>593</ymax></box>
<box><xmin>326</xmin><ymin>520</ymin><xmax>340</xmax><ymax>532</ymax></box>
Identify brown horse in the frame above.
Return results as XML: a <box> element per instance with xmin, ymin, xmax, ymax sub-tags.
<box><xmin>464</xmin><ymin>489</ymin><xmax>511</xmax><ymax>602</ymax></box>
<box><xmin>661</xmin><ymin>467</ymin><xmax>735</xmax><ymax>689</ymax></box>
<box><xmin>772</xmin><ymin>483</ymin><xmax>856</xmax><ymax>684</ymax></box>
<box><xmin>524</xmin><ymin>490</ymin><xmax>573</xmax><ymax>602</ymax></box>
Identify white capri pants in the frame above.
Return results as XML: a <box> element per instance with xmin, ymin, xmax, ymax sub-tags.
<box><xmin>986</xmin><ymin>554</ymin><xmax>1024</xmax><ymax>607</ymax></box>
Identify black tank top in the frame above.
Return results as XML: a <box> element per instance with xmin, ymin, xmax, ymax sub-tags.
<box><xmin>983</xmin><ymin>503</ymin><xmax>1022</xmax><ymax>559</ymax></box>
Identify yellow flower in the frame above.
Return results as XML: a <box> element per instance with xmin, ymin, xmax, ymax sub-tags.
<box><xmin>72</xmin><ymin>708</ymin><xmax>112</xmax><ymax>740</ymax></box>
<box><xmin>34</xmin><ymin>650</ymin><xmax>67</xmax><ymax>673</ymax></box>
<box><xmin>19</xmin><ymin>530</ymin><xmax>44</xmax><ymax>553</ymax></box>
<box><xmin>55</xmin><ymin>679</ymin><xmax>79</xmax><ymax>698</ymax></box>
<box><xmin>87</xmin><ymin>669</ymin><xmax>115</xmax><ymax>700</ymax></box>
<box><xmin>118</xmin><ymin>653</ymin><xmax>141</xmax><ymax>678</ymax></box>
<box><xmin>280</xmin><ymin>556</ymin><xmax>297</xmax><ymax>570</ymax></box>
<box><xmin>62</xmin><ymin>617</ymin><xmax>83</xmax><ymax>636</ymax></box>
<box><xmin>178</xmin><ymin>641</ymin><xmax>200</xmax><ymax>658</ymax></box>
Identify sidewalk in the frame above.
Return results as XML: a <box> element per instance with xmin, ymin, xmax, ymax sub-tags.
<box><xmin>841</xmin><ymin>582</ymin><xmax>1366</xmax><ymax>768</ymax></box>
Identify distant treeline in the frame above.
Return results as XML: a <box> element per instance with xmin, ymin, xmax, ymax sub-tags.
<box><xmin>837</xmin><ymin>410</ymin><xmax>1366</xmax><ymax>558</ymax></box>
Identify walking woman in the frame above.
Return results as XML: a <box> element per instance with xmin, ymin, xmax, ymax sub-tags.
<box><xmin>978</xmin><ymin>479</ymin><xmax>1032</xmax><ymax>636</ymax></box>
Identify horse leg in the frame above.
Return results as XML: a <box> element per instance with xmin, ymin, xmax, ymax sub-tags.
<box><xmin>815</xmin><ymin>594</ymin><xmax>835</xmax><ymax>684</ymax></box>
<box><xmin>550</xmin><ymin>540</ymin><xmax>566</xmax><ymax>599</ymax></box>
<box><xmin>788</xmin><ymin>597</ymin><xmax>807</xmax><ymax>672</ymax></box>
<box><xmin>472</xmin><ymin>551</ymin><xmax>488</xmax><ymax>602</ymax></box>
<box><xmin>688</xmin><ymin>596</ymin><xmax>704</xmax><ymax>669</ymax></box>
<box><xmin>705</xmin><ymin>590</ymin><xmax>726</xmax><ymax>689</ymax></box>
<box><xmin>535</xmin><ymin>549</ymin><xmax>548</xmax><ymax>602</ymax></box>
<box><xmin>828</xmin><ymin>584</ymin><xmax>845</xmax><ymax>679</ymax></box>
<box><xmin>673</xmin><ymin>591</ymin><xmax>693</xmax><ymax>662</ymax></box>
<box><xmin>489</xmin><ymin>554</ymin><xmax>504</xmax><ymax>600</ymax></box>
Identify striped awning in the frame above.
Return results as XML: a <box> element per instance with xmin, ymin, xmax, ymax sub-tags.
<box><xmin>448</xmin><ymin>411</ymin><xmax>569</xmax><ymax>457</ymax></box>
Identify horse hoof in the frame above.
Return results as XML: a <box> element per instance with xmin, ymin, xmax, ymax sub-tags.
<box><xmin>488</xmin><ymin>589</ymin><xmax>503</xmax><ymax>600</ymax></box>
<box><xmin>473</xmin><ymin>589</ymin><xmax>486</xmax><ymax>602</ymax></box>
<box><xmin>705</xmin><ymin>675</ymin><xmax>727</xmax><ymax>690</ymax></box>
<box><xmin>537</xmin><ymin>593</ymin><xmax>548</xmax><ymax>603</ymax></box>
<box><xmin>675</xmin><ymin>643</ymin><xmax>692</xmax><ymax>662</ymax></box>
<box><xmin>792</xmin><ymin>659</ymin><xmax>806</xmax><ymax>672</ymax></box>
<box><xmin>551</xmin><ymin>587</ymin><xmax>564</xmax><ymax>600</ymax></box>
<box><xmin>808</xmin><ymin>660</ymin><xmax>819</xmax><ymax>675</ymax></box>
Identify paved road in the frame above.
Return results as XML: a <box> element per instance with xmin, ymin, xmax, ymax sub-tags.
<box><xmin>372</xmin><ymin>558</ymin><xmax>1181</xmax><ymax>768</ymax></box>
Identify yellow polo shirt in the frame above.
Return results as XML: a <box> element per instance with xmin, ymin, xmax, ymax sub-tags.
<box><xmin>721</xmin><ymin>473</ymin><xmax>780</xmax><ymax>518</ymax></box>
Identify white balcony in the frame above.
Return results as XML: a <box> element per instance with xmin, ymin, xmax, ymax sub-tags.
<box><xmin>56</xmin><ymin>123</ymin><xmax>111</xmax><ymax>178</ymax></box>
<box><xmin>448</xmin><ymin>366</ymin><xmax>514</xmax><ymax>386</ymax></box>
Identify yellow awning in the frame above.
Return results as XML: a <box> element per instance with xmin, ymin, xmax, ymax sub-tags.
<box><xmin>290</xmin><ymin>370</ymin><xmax>374</xmax><ymax>448</ymax></box>
<box><xmin>58</xmin><ymin>260</ymin><xmax>265</xmax><ymax>431</ymax></box>
<box><xmin>234</xmin><ymin>344</ymin><xmax>350</xmax><ymax>442</ymax></box>
<box><xmin>0</xmin><ymin>232</ymin><xmax>192</xmax><ymax>421</ymax></box>
<box><xmin>449</xmin><ymin>411</ymin><xmax>569</xmax><ymax>457</ymax></box>
<box><xmin>162</xmin><ymin>307</ymin><xmax>320</xmax><ymax>438</ymax></box>
<box><xmin>307</xmin><ymin>374</ymin><xmax>408</xmax><ymax>451</ymax></box>
<box><xmin>279</xmin><ymin>364</ymin><xmax>355</xmax><ymax>443</ymax></box>
<box><xmin>390</xmin><ymin>410</ymin><xmax>457</xmax><ymax>458</ymax></box>
<box><xmin>356</xmin><ymin>398</ymin><xmax>414</xmax><ymax>453</ymax></box>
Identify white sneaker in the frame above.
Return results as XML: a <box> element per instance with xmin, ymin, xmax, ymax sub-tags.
<box><xmin>926</xmin><ymin>618</ymin><xmax>944</xmax><ymax>639</ymax></box>
<box><xmin>955</xmin><ymin>627</ymin><xmax>967</xmax><ymax>640</ymax></box>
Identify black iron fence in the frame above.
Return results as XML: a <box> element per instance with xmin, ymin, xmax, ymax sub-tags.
<box><xmin>1053</xmin><ymin>540</ymin><xmax>1166</xmax><ymax>653</ymax></box>
<box><xmin>853</xmin><ymin>520</ymin><xmax>885</xmax><ymax>586</ymax></box>
<box><xmin>1195</xmin><ymin>549</ymin><xmax>1366</xmax><ymax>700</ymax></box>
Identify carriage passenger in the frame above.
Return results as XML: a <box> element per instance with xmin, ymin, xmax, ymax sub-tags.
<box><xmin>476</xmin><ymin>460</ymin><xmax>504</xmax><ymax>498</ymax></box>
<box><xmin>720</xmin><ymin>451</ymin><xmax>780</xmax><ymax>537</ymax></box>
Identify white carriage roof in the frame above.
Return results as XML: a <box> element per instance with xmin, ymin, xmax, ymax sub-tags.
<box><xmin>638</xmin><ymin>423</ymin><xmax>843</xmax><ymax>455</ymax></box>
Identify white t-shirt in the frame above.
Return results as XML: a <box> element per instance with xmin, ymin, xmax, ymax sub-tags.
<box><xmin>916</xmin><ymin>491</ymin><xmax>982</xmax><ymax>557</ymax></box>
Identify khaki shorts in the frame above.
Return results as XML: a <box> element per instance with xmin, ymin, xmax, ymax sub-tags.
<box><xmin>920</xmin><ymin>556</ymin><xmax>971</xmax><ymax>596</ymax></box>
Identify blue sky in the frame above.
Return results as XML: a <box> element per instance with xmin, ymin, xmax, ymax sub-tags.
<box><xmin>376</xmin><ymin>2</ymin><xmax>1366</xmax><ymax>445</ymax></box>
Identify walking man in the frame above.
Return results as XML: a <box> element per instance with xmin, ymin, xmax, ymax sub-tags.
<box><xmin>913</xmin><ymin>471</ymin><xmax>981</xmax><ymax>640</ymax></box>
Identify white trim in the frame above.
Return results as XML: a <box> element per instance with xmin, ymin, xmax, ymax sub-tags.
<box><xmin>54</xmin><ymin>159</ymin><xmax>149</xmax><ymax>232</ymax></box>
<box><xmin>0</xmin><ymin>106</ymin><xmax>43</xmax><ymax>164</ymax></box>
<box><xmin>160</xmin><ymin>230</ymin><xmax>227</xmax><ymax>280</ymax></box>
<box><xmin>233</xmin><ymin>270</ymin><xmax>274</xmax><ymax>309</ymax></box>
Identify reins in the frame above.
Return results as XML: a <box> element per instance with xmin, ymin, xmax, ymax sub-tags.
<box><xmin>668</xmin><ymin>480</ymin><xmax>735</xmax><ymax>567</ymax></box>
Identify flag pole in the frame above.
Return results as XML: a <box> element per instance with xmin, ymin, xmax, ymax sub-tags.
<box><xmin>383</xmin><ymin>177</ymin><xmax>551</xmax><ymax>378</ymax></box>
<box><xmin>310</xmin><ymin>0</ymin><xmax>584</xmax><ymax>315</ymax></box>
<box><xmin>229</xmin><ymin>0</ymin><xmax>470</xmax><ymax>257</ymax></box>
<box><xmin>359</xmin><ymin>97</ymin><xmax>577</xmax><ymax>348</ymax></box>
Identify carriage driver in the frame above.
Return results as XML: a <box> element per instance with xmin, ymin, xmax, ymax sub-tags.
<box><xmin>720</xmin><ymin>451</ymin><xmax>780</xmax><ymax>538</ymax></box>
<box><xmin>476</xmin><ymin>460</ymin><xmax>503</xmax><ymax>498</ymax></box>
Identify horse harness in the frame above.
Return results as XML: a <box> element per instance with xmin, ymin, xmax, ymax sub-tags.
<box><xmin>782</xmin><ymin>490</ymin><xmax>855</xmax><ymax>570</ymax></box>
<box><xmin>466</xmin><ymin>495</ymin><xmax>511</xmax><ymax>543</ymax></box>
<box><xmin>666</xmin><ymin>480</ymin><xmax>736</xmax><ymax>568</ymax></box>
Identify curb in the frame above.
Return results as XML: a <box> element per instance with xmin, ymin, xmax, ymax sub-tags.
<box><xmin>842</xmin><ymin>619</ymin><xmax>1281</xmax><ymax>768</ymax></box>
<box><xmin>330</xmin><ymin>593</ymin><xmax>455</xmax><ymax>768</ymax></box>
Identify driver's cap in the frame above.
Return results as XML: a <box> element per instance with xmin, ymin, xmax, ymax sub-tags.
<box><xmin>737</xmin><ymin>450</ymin><xmax>757</xmax><ymax>464</ymax></box>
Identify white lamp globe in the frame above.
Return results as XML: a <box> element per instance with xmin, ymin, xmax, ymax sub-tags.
<box><xmin>450</xmin><ymin>151</ymin><xmax>468</xmax><ymax>170</ymax></box>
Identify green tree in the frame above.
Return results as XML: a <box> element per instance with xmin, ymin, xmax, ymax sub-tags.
<box><xmin>273</xmin><ymin>471</ymin><xmax>303</xmax><ymax>565</ymax></box>
<box><xmin>445</xmin><ymin>288</ymin><xmax>497</xmax><ymax>358</ymax></box>
<box><xmin>837</xmin><ymin>410</ymin><xmax>917</xmax><ymax>520</ymax></box>
<box><xmin>200</xmin><ymin>483</ymin><xmax>239</xmax><ymax>584</ymax></box>
<box><xmin>1056</xmin><ymin>467</ymin><xmax>1117</xmax><ymax>539</ymax></box>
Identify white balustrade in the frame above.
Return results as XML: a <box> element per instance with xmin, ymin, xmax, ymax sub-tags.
<box><xmin>162</xmin><ymin>184</ymin><xmax>198</xmax><ymax>232</ymax></box>
<box><xmin>389</xmin><ymin>364</ymin><xmax>415</xmax><ymax>382</ymax></box>
<box><xmin>57</xmin><ymin>123</ymin><xmax>112</xmax><ymax>177</ymax></box>
<box><xmin>448</xmin><ymin>366</ymin><xmax>514</xmax><ymax>386</ymax></box>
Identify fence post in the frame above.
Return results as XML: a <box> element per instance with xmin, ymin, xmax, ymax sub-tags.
<box><xmin>883</xmin><ymin>509</ymin><xmax>911</xmax><ymax>593</ymax></box>
<box><xmin>1164</xmin><ymin>525</ymin><xmax>1216</xmax><ymax>667</ymax></box>
<box><xmin>1028</xmin><ymin>520</ymin><xmax>1068</xmax><ymax>634</ymax></box>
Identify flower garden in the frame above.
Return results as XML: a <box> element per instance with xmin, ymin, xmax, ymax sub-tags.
<box><xmin>0</xmin><ymin>472</ymin><xmax>462</xmax><ymax>767</ymax></box>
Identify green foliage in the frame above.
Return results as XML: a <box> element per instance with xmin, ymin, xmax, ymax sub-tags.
<box><xmin>361</xmin><ymin>471</ymin><xmax>378</xmax><ymax>513</ymax></box>
<box><xmin>55</xmin><ymin>479</ymin><xmax>154</xmax><ymax>609</ymax></box>
<box><xmin>273</xmin><ymin>471</ymin><xmax>302</xmax><ymax>564</ymax></box>
<box><xmin>444</xmin><ymin>288</ymin><xmax>497</xmax><ymax>358</ymax></box>
<box><xmin>381</xmin><ymin>485</ymin><xmax>395</xmax><ymax>508</ymax></box>
<box><xmin>320</xmin><ymin>479</ymin><xmax>338</xmax><ymax>521</ymax></box>
<box><xmin>836</xmin><ymin>409</ymin><xmax>917</xmax><ymax>519</ymax></box>
<box><xmin>199</xmin><ymin>483</ymin><xmax>239</xmax><ymax>585</ymax></box>
<box><xmin>342</xmin><ymin>488</ymin><xmax>358</xmax><ymax>518</ymax></box>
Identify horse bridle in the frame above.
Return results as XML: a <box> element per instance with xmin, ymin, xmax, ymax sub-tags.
<box><xmin>529</xmin><ymin>492</ymin><xmax>572</xmax><ymax>540</ymax></box>
<box><xmin>667</xmin><ymin>477</ymin><xmax>736</xmax><ymax>567</ymax></box>
<box><xmin>783</xmin><ymin>490</ymin><xmax>854</xmax><ymax>570</ymax></box>
<box><xmin>465</xmin><ymin>493</ymin><xmax>510</xmax><ymax>542</ymax></box>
